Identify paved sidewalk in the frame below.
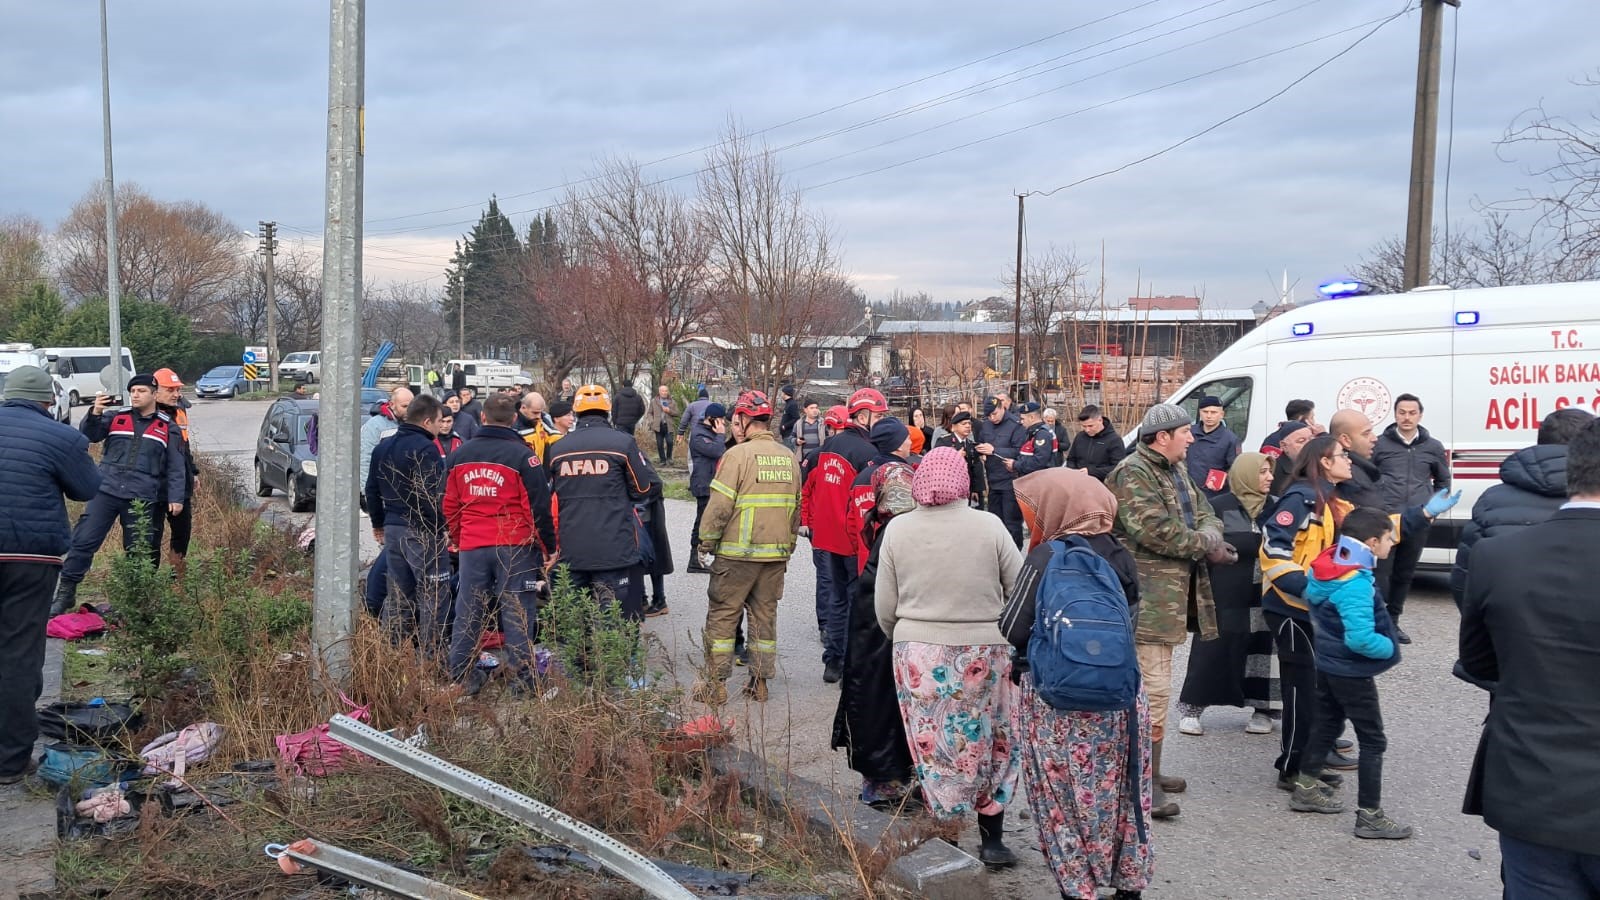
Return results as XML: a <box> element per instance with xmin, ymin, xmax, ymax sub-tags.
<box><xmin>0</xmin><ymin>637</ymin><xmax>63</xmax><ymax>899</ymax></box>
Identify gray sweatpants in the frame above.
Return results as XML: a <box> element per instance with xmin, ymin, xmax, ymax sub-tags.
<box><xmin>382</xmin><ymin>524</ymin><xmax>453</xmax><ymax>661</ymax></box>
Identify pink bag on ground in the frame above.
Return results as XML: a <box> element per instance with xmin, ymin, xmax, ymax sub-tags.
<box><xmin>274</xmin><ymin>694</ymin><xmax>370</xmax><ymax>776</ymax></box>
<box><xmin>47</xmin><ymin>607</ymin><xmax>107</xmax><ymax>641</ymax></box>
<box><xmin>140</xmin><ymin>722</ymin><xmax>225</xmax><ymax>781</ymax></box>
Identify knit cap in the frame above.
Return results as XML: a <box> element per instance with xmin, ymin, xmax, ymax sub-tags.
<box><xmin>1138</xmin><ymin>402</ymin><xmax>1193</xmax><ymax>438</ymax></box>
<box><xmin>870</xmin><ymin>417</ymin><xmax>910</xmax><ymax>455</ymax></box>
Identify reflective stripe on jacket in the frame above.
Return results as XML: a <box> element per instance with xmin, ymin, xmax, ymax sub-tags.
<box><xmin>700</xmin><ymin>432</ymin><xmax>800</xmax><ymax>561</ymax></box>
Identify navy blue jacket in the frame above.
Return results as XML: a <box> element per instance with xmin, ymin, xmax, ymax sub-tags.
<box><xmin>81</xmin><ymin>406</ymin><xmax>187</xmax><ymax>504</ymax></box>
<box><xmin>0</xmin><ymin>400</ymin><xmax>101</xmax><ymax>561</ymax></box>
<box><xmin>976</xmin><ymin>413</ymin><xmax>1025</xmax><ymax>488</ymax></box>
<box><xmin>1450</xmin><ymin>444</ymin><xmax>1568</xmax><ymax>610</ymax></box>
<box><xmin>546</xmin><ymin>415</ymin><xmax>660</xmax><ymax>571</ymax></box>
<box><xmin>365</xmin><ymin>422</ymin><xmax>447</xmax><ymax>532</ymax></box>
<box><xmin>689</xmin><ymin>421</ymin><xmax>727</xmax><ymax>498</ymax></box>
<box><xmin>1014</xmin><ymin>421</ymin><xmax>1058</xmax><ymax>477</ymax></box>
<box><xmin>1186</xmin><ymin>422</ymin><xmax>1241</xmax><ymax>496</ymax></box>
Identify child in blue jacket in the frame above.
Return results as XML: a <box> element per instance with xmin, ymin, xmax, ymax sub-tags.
<box><xmin>1288</xmin><ymin>507</ymin><xmax>1413</xmax><ymax>840</ymax></box>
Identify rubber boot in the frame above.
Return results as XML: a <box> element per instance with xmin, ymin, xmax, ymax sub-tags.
<box><xmin>1151</xmin><ymin>781</ymin><xmax>1180</xmax><ymax>820</ymax></box>
<box><xmin>1153</xmin><ymin>739</ymin><xmax>1186</xmax><ymax>794</ymax></box>
<box><xmin>976</xmin><ymin>811</ymin><xmax>1017</xmax><ymax>869</ymax></box>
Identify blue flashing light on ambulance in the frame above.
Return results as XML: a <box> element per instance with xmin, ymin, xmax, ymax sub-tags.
<box><xmin>1154</xmin><ymin>280</ymin><xmax>1600</xmax><ymax>569</ymax></box>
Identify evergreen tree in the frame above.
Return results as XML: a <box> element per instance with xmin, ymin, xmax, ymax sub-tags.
<box><xmin>441</xmin><ymin>197</ymin><xmax>524</xmax><ymax>355</ymax></box>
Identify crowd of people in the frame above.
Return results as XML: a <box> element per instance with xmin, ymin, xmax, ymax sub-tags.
<box><xmin>4</xmin><ymin>361</ymin><xmax>1599</xmax><ymax>899</ymax></box>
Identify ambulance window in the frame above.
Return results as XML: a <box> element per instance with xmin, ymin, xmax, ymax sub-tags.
<box><xmin>1179</xmin><ymin>377</ymin><xmax>1252</xmax><ymax>444</ymax></box>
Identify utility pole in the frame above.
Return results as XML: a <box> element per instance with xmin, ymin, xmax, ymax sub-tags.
<box><xmin>1012</xmin><ymin>193</ymin><xmax>1024</xmax><ymax>396</ymax></box>
<box><xmin>98</xmin><ymin>0</ymin><xmax>124</xmax><ymax>397</ymax></box>
<box><xmin>259</xmin><ymin>221</ymin><xmax>280</xmax><ymax>390</ymax></box>
<box><xmin>314</xmin><ymin>0</ymin><xmax>364</xmax><ymax>687</ymax></box>
<box><xmin>457</xmin><ymin>277</ymin><xmax>464</xmax><ymax>360</ymax></box>
<box><xmin>1401</xmin><ymin>0</ymin><xmax>1461</xmax><ymax>291</ymax></box>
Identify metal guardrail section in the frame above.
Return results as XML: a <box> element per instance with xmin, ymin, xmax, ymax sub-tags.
<box><xmin>265</xmin><ymin>840</ymin><xmax>488</xmax><ymax>900</ymax></box>
<box><xmin>326</xmin><ymin>714</ymin><xmax>698</xmax><ymax>900</ymax></box>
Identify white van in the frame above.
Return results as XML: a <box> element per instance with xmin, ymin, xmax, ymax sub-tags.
<box><xmin>444</xmin><ymin>358</ymin><xmax>519</xmax><ymax>391</ymax></box>
<box><xmin>1160</xmin><ymin>281</ymin><xmax>1600</xmax><ymax>567</ymax></box>
<box><xmin>43</xmin><ymin>346</ymin><xmax>135</xmax><ymax>405</ymax></box>
<box><xmin>280</xmin><ymin>351</ymin><xmax>322</xmax><ymax>383</ymax></box>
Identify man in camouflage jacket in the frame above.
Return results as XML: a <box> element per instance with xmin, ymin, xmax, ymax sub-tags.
<box><xmin>1106</xmin><ymin>402</ymin><xmax>1233</xmax><ymax>819</ymax></box>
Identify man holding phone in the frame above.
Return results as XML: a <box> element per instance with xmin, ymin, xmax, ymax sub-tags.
<box><xmin>53</xmin><ymin>374</ymin><xmax>188</xmax><ymax>613</ymax></box>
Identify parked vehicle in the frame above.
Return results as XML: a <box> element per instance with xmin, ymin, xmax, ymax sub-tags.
<box><xmin>1160</xmin><ymin>281</ymin><xmax>1600</xmax><ymax>568</ymax></box>
<box><xmin>280</xmin><ymin>351</ymin><xmax>322</xmax><ymax>383</ymax></box>
<box><xmin>255</xmin><ymin>398</ymin><xmax>319</xmax><ymax>512</ymax></box>
<box><xmin>42</xmin><ymin>346</ymin><xmax>135</xmax><ymax>405</ymax></box>
<box><xmin>195</xmin><ymin>366</ymin><xmax>252</xmax><ymax>399</ymax></box>
<box><xmin>443</xmin><ymin>358</ymin><xmax>519</xmax><ymax>391</ymax></box>
<box><xmin>0</xmin><ymin>369</ymin><xmax>72</xmax><ymax>422</ymax></box>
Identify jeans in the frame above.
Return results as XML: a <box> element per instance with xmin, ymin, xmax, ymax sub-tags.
<box><xmin>1304</xmin><ymin>672</ymin><xmax>1386</xmax><ymax>809</ymax></box>
<box><xmin>0</xmin><ymin>562</ymin><xmax>57</xmax><ymax>777</ymax></box>
<box><xmin>60</xmin><ymin>493</ymin><xmax>166</xmax><ymax>585</ymax></box>
<box><xmin>822</xmin><ymin>551</ymin><xmax>857</xmax><ymax>666</ymax></box>
<box><xmin>1267</xmin><ymin>611</ymin><xmax>1317</xmax><ymax>777</ymax></box>
<box><xmin>1499</xmin><ymin>832</ymin><xmax>1600</xmax><ymax>900</ymax></box>
<box><xmin>811</xmin><ymin>548</ymin><xmax>833</xmax><ymax>640</ymax></box>
<box><xmin>363</xmin><ymin>550</ymin><xmax>388</xmax><ymax>618</ymax></box>
<box><xmin>1375</xmin><ymin>522</ymin><xmax>1429</xmax><ymax>620</ymax></box>
<box><xmin>986</xmin><ymin>486</ymin><xmax>1024</xmax><ymax>548</ymax></box>
<box><xmin>448</xmin><ymin>545</ymin><xmax>543</xmax><ymax>681</ymax></box>
<box><xmin>382</xmin><ymin>525</ymin><xmax>454</xmax><ymax>660</ymax></box>
<box><xmin>656</xmin><ymin>426</ymin><xmax>673</xmax><ymax>463</ymax></box>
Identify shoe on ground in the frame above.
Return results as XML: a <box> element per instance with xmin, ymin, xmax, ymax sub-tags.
<box><xmin>692</xmin><ymin>679</ymin><xmax>728</xmax><ymax>706</ymax></box>
<box><xmin>1150</xmin><ymin>795</ymin><xmax>1180</xmax><ymax>819</ymax></box>
<box><xmin>978</xmin><ymin>844</ymin><xmax>1018</xmax><ymax>869</ymax></box>
<box><xmin>1178</xmin><ymin>716</ymin><xmax>1204</xmax><ymax>736</ymax></box>
<box><xmin>685</xmin><ymin>563</ymin><xmax>710</xmax><ymax>574</ymax></box>
<box><xmin>1335</xmin><ymin>737</ymin><xmax>1354</xmax><ymax>752</ymax></box>
<box><xmin>461</xmin><ymin>667</ymin><xmax>490</xmax><ymax>698</ymax></box>
<box><xmin>735</xmin><ymin>646</ymin><xmax>749</xmax><ymax>667</ymax></box>
<box><xmin>822</xmin><ymin>661</ymin><xmax>843</xmax><ymax>684</ymax></box>
<box><xmin>1289</xmin><ymin>776</ymin><xmax>1345</xmax><ymax>814</ymax></box>
<box><xmin>644</xmin><ymin>600</ymin><xmax>669</xmax><ymax>618</ymax></box>
<box><xmin>1323</xmin><ymin>749</ymin><xmax>1360</xmax><ymax>771</ymax></box>
<box><xmin>0</xmin><ymin>758</ymin><xmax>40</xmax><ymax>786</ymax></box>
<box><xmin>1394</xmin><ymin>625</ymin><xmax>1413</xmax><ymax>645</ymax></box>
<box><xmin>742</xmin><ymin>678</ymin><xmax>769</xmax><ymax>702</ymax></box>
<box><xmin>1246</xmin><ymin>712</ymin><xmax>1274</xmax><ymax>734</ymax></box>
<box><xmin>1355</xmin><ymin>806</ymin><xmax>1414</xmax><ymax>840</ymax></box>
<box><xmin>1277</xmin><ymin>771</ymin><xmax>1343</xmax><ymax>792</ymax></box>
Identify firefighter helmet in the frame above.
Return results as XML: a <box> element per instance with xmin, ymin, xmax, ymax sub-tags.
<box><xmin>847</xmin><ymin>388</ymin><xmax>889</xmax><ymax>415</ymax></box>
<box><xmin>572</xmin><ymin>384</ymin><xmax>611</xmax><ymax>414</ymax></box>
<box><xmin>733</xmin><ymin>389</ymin><xmax>773</xmax><ymax>418</ymax></box>
<box><xmin>823</xmin><ymin>404</ymin><xmax>848</xmax><ymax>429</ymax></box>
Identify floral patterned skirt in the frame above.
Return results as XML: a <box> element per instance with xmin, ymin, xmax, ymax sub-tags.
<box><xmin>1020</xmin><ymin>675</ymin><xmax>1154</xmax><ymax>897</ymax></box>
<box><xmin>890</xmin><ymin>642</ymin><xmax>1021</xmax><ymax>820</ymax></box>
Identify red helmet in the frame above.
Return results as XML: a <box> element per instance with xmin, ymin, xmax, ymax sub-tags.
<box><xmin>823</xmin><ymin>404</ymin><xmax>848</xmax><ymax>429</ymax></box>
<box><xmin>733</xmin><ymin>389</ymin><xmax>773</xmax><ymax>418</ymax></box>
<box><xmin>847</xmin><ymin>388</ymin><xmax>889</xmax><ymax>415</ymax></box>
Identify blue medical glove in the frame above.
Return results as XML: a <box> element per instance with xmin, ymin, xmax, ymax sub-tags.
<box><xmin>1424</xmin><ymin>489</ymin><xmax>1462</xmax><ymax>517</ymax></box>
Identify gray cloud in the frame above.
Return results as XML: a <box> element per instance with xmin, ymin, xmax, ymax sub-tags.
<box><xmin>2</xmin><ymin>0</ymin><xmax>1596</xmax><ymax>306</ymax></box>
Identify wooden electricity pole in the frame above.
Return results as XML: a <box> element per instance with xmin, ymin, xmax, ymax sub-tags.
<box><xmin>1401</xmin><ymin>0</ymin><xmax>1461</xmax><ymax>291</ymax></box>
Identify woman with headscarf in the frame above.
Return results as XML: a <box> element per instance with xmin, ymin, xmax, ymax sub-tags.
<box><xmin>1176</xmin><ymin>452</ymin><xmax>1279</xmax><ymax>736</ymax></box>
<box><xmin>1001</xmin><ymin>468</ymin><xmax>1152</xmax><ymax>900</ymax></box>
<box><xmin>832</xmin><ymin>462</ymin><xmax>918</xmax><ymax>808</ymax></box>
<box><xmin>876</xmin><ymin>447</ymin><xmax>1024</xmax><ymax>868</ymax></box>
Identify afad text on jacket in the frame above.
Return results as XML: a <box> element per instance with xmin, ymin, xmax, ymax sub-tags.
<box><xmin>545</xmin><ymin>416</ymin><xmax>660</xmax><ymax>571</ymax></box>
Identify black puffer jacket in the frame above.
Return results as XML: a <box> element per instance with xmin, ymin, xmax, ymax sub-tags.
<box><xmin>612</xmin><ymin>386</ymin><xmax>646</xmax><ymax>432</ymax></box>
<box><xmin>1450</xmin><ymin>445</ymin><xmax>1568</xmax><ymax>610</ymax></box>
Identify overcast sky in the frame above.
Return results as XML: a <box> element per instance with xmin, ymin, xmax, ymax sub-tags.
<box><xmin>3</xmin><ymin>0</ymin><xmax>1597</xmax><ymax>309</ymax></box>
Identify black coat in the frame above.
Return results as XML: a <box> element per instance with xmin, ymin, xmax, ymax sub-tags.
<box><xmin>1065</xmin><ymin>423</ymin><xmax>1127</xmax><ymax>481</ymax></box>
<box><xmin>1458</xmin><ymin>508</ymin><xmax>1600</xmax><ymax>855</ymax></box>
<box><xmin>1450</xmin><ymin>444</ymin><xmax>1568</xmax><ymax>610</ymax></box>
<box><xmin>1373</xmin><ymin>424</ymin><xmax>1450</xmax><ymax>511</ymax></box>
<box><xmin>546</xmin><ymin>416</ymin><xmax>660</xmax><ymax>571</ymax></box>
<box><xmin>1336</xmin><ymin>453</ymin><xmax>1386</xmax><ymax>510</ymax></box>
<box><xmin>1206</xmin><ymin>492</ymin><xmax>1264</xmax><ymax>617</ymax></box>
<box><xmin>612</xmin><ymin>387</ymin><xmax>647</xmax><ymax>432</ymax></box>
<box><xmin>830</xmin><ymin>523</ymin><xmax>914</xmax><ymax>784</ymax></box>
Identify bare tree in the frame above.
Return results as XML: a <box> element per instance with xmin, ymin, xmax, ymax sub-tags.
<box><xmin>1350</xmin><ymin>209</ymin><xmax>1599</xmax><ymax>295</ymax></box>
<box><xmin>1001</xmin><ymin>244</ymin><xmax>1088</xmax><ymax>396</ymax></box>
<box><xmin>363</xmin><ymin>281</ymin><xmax>452</xmax><ymax>362</ymax></box>
<box><xmin>1497</xmin><ymin>74</ymin><xmax>1600</xmax><ymax>265</ymax></box>
<box><xmin>697</xmin><ymin>124</ymin><xmax>846</xmax><ymax>393</ymax></box>
<box><xmin>55</xmin><ymin>182</ymin><xmax>245</xmax><ymax>318</ymax></box>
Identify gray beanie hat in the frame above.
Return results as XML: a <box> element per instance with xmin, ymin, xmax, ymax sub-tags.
<box><xmin>3</xmin><ymin>365</ymin><xmax>55</xmax><ymax>404</ymax></box>
<box><xmin>1138</xmin><ymin>402</ymin><xmax>1193</xmax><ymax>438</ymax></box>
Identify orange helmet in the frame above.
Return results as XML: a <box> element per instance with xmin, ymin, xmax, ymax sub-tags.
<box><xmin>572</xmin><ymin>384</ymin><xmax>611</xmax><ymax>414</ymax></box>
<box><xmin>823</xmin><ymin>404</ymin><xmax>848</xmax><ymax>429</ymax></box>
<box><xmin>847</xmin><ymin>388</ymin><xmax>888</xmax><ymax>415</ymax></box>
<box><xmin>733</xmin><ymin>389</ymin><xmax>773</xmax><ymax>418</ymax></box>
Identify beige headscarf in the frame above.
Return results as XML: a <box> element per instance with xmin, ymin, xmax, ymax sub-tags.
<box><xmin>1015</xmin><ymin>468</ymin><xmax>1118</xmax><ymax>551</ymax></box>
<box><xmin>1229</xmin><ymin>451</ymin><xmax>1271</xmax><ymax>520</ymax></box>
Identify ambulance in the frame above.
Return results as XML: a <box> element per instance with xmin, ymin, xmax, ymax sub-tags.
<box><xmin>1159</xmin><ymin>281</ymin><xmax>1600</xmax><ymax>567</ymax></box>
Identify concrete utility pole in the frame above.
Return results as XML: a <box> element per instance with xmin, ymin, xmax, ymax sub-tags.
<box><xmin>1012</xmin><ymin>193</ymin><xmax>1024</xmax><ymax>392</ymax></box>
<box><xmin>1401</xmin><ymin>0</ymin><xmax>1461</xmax><ymax>291</ymax></box>
<box><xmin>314</xmin><ymin>0</ymin><xmax>364</xmax><ymax>685</ymax></box>
<box><xmin>259</xmin><ymin>221</ymin><xmax>280</xmax><ymax>390</ymax></box>
<box><xmin>98</xmin><ymin>0</ymin><xmax>125</xmax><ymax>396</ymax></box>
<box><xmin>458</xmin><ymin>278</ymin><xmax>465</xmax><ymax>360</ymax></box>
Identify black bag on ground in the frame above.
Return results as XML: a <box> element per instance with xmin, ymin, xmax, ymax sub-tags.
<box><xmin>37</xmin><ymin>700</ymin><xmax>143</xmax><ymax>745</ymax></box>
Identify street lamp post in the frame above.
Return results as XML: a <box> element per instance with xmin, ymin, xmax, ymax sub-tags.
<box><xmin>99</xmin><ymin>0</ymin><xmax>124</xmax><ymax>395</ymax></box>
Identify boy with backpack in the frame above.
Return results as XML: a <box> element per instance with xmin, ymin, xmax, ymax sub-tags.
<box><xmin>1288</xmin><ymin>507</ymin><xmax>1412</xmax><ymax>840</ymax></box>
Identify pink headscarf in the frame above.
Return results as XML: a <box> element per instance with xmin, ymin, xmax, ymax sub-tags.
<box><xmin>912</xmin><ymin>446</ymin><xmax>970</xmax><ymax>507</ymax></box>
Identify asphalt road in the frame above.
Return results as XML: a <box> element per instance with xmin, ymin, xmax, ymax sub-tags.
<box><xmin>184</xmin><ymin>397</ymin><xmax>1502</xmax><ymax>899</ymax></box>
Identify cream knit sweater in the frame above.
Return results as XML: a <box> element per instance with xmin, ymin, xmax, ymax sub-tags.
<box><xmin>874</xmin><ymin>501</ymin><xmax>1024</xmax><ymax>645</ymax></box>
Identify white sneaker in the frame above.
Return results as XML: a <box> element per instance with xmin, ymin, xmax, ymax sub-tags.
<box><xmin>1246</xmin><ymin>712</ymin><xmax>1274</xmax><ymax>735</ymax></box>
<box><xmin>1178</xmin><ymin>716</ymin><xmax>1204</xmax><ymax>736</ymax></box>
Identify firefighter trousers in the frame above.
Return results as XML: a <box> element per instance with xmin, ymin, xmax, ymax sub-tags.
<box><xmin>704</xmin><ymin>557</ymin><xmax>786</xmax><ymax>682</ymax></box>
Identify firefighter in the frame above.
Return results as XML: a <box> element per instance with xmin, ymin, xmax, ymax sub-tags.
<box><xmin>693</xmin><ymin>390</ymin><xmax>801</xmax><ymax>704</ymax></box>
<box><xmin>545</xmin><ymin>384</ymin><xmax>660</xmax><ymax>620</ymax></box>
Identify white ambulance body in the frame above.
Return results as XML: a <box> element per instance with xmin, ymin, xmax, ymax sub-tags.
<box><xmin>1161</xmin><ymin>281</ymin><xmax>1600</xmax><ymax>568</ymax></box>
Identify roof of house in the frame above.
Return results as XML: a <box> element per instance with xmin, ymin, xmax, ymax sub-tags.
<box><xmin>875</xmin><ymin>308</ymin><xmax>1260</xmax><ymax>336</ymax></box>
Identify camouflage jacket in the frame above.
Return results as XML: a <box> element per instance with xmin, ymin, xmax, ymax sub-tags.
<box><xmin>1106</xmin><ymin>442</ymin><xmax>1223</xmax><ymax>644</ymax></box>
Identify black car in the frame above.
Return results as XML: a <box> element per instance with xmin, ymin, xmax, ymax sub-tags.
<box><xmin>256</xmin><ymin>398</ymin><xmax>318</xmax><ymax>511</ymax></box>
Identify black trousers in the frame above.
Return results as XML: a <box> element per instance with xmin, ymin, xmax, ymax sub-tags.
<box><xmin>61</xmin><ymin>493</ymin><xmax>165</xmax><ymax>584</ymax></box>
<box><xmin>689</xmin><ymin>495</ymin><xmax>709</xmax><ymax>551</ymax></box>
<box><xmin>656</xmin><ymin>426</ymin><xmax>673</xmax><ymax>463</ymax></box>
<box><xmin>1304</xmin><ymin>672</ymin><xmax>1387</xmax><ymax>810</ymax></box>
<box><xmin>1267</xmin><ymin>611</ymin><xmax>1317</xmax><ymax>777</ymax></box>
<box><xmin>0</xmin><ymin>562</ymin><xmax>59</xmax><ymax>777</ymax></box>
<box><xmin>166</xmin><ymin>497</ymin><xmax>193</xmax><ymax>557</ymax></box>
<box><xmin>986</xmin><ymin>486</ymin><xmax>1024</xmax><ymax>548</ymax></box>
<box><xmin>570</xmin><ymin>565</ymin><xmax>645</xmax><ymax>622</ymax></box>
<box><xmin>1375</xmin><ymin>522</ymin><xmax>1429</xmax><ymax>619</ymax></box>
